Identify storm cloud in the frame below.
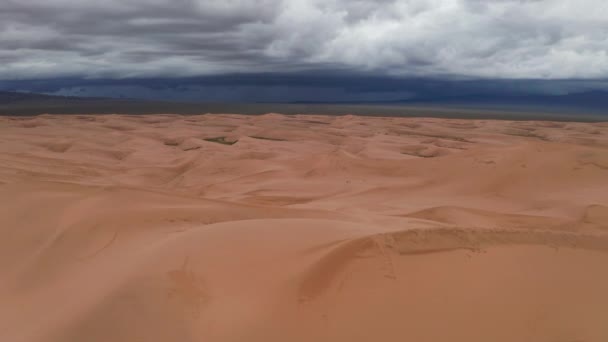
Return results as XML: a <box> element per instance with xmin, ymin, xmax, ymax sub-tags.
<box><xmin>1</xmin><ymin>0</ymin><xmax>607</xmax><ymax>80</ymax></box>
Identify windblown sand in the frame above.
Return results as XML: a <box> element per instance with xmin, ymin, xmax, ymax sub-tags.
<box><xmin>1</xmin><ymin>113</ymin><xmax>608</xmax><ymax>342</ymax></box>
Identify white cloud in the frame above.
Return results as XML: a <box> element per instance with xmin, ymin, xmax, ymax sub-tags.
<box><xmin>0</xmin><ymin>0</ymin><xmax>607</xmax><ymax>79</ymax></box>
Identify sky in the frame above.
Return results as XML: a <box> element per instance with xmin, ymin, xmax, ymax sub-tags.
<box><xmin>1</xmin><ymin>0</ymin><xmax>607</xmax><ymax>104</ymax></box>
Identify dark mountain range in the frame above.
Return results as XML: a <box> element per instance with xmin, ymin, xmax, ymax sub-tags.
<box><xmin>0</xmin><ymin>90</ymin><xmax>605</xmax><ymax>122</ymax></box>
<box><xmin>400</xmin><ymin>90</ymin><xmax>608</xmax><ymax>113</ymax></box>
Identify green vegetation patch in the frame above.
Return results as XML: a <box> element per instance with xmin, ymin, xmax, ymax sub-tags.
<box><xmin>249</xmin><ymin>136</ymin><xmax>286</xmax><ymax>142</ymax></box>
<box><xmin>204</xmin><ymin>137</ymin><xmax>237</xmax><ymax>145</ymax></box>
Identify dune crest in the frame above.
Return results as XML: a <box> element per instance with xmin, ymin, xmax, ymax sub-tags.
<box><xmin>1</xmin><ymin>114</ymin><xmax>608</xmax><ymax>342</ymax></box>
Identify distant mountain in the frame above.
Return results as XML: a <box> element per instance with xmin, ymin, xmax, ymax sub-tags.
<box><xmin>288</xmin><ymin>90</ymin><xmax>608</xmax><ymax>115</ymax></box>
<box><xmin>0</xmin><ymin>91</ymin><xmax>103</xmax><ymax>105</ymax></box>
<box><xmin>0</xmin><ymin>90</ymin><xmax>605</xmax><ymax>121</ymax></box>
<box><xmin>399</xmin><ymin>90</ymin><xmax>608</xmax><ymax>114</ymax></box>
<box><xmin>0</xmin><ymin>91</ymin><xmax>172</xmax><ymax>116</ymax></box>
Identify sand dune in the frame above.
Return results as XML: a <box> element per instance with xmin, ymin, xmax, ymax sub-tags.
<box><xmin>1</xmin><ymin>113</ymin><xmax>608</xmax><ymax>342</ymax></box>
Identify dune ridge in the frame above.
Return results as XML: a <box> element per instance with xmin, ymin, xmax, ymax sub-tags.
<box><xmin>1</xmin><ymin>113</ymin><xmax>608</xmax><ymax>342</ymax></box>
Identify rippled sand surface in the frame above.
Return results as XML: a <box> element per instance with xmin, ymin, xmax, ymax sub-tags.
<box><xmin>1</xmin><ymin>113</ymin><xmax>608</xmax><ymax>342</ymax></box>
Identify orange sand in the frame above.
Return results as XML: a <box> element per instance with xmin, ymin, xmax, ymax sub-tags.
<box><xmin>1</xmin><ymin>113</ymin><xmax>608</xmax><ymax>342</ymax></box>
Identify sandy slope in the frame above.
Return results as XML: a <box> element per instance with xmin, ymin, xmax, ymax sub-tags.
<box><xmin>1</xmin><ymin>113</ymin><xmax>608</xmax><ymax>342</ymax></box>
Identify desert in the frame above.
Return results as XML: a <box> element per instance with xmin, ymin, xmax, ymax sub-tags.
<box><xmin>1</xmin><ymin>113</ymin><xmax>608</xmax><ymax>342</ymax></box>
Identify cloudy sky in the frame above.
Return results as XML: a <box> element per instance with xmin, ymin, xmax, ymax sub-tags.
<box><xmin>1</xmin><ymin>0</ymin><xmax>607</xmax><ymax>104</ymax></box>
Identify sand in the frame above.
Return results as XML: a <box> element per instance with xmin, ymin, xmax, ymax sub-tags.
<box><xmin>1</xmin><ymin>113</ymin><xmax>608</xmax><ymax>342</ymax></box>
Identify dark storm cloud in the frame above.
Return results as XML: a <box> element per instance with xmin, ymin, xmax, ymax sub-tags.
<box><xmin>2</xmin><ymin>73</ymin><xmax>607</xmax><ymax>104</ymax></box>
<box><xmin>1</xmin><ymin>0</ymin><xmax>607</xmax><ymax>79</ymax></box>
<box><xmin>0</xmin><ymin>0</ymin><xmax>281</xmax><ymax>77</ymax></box>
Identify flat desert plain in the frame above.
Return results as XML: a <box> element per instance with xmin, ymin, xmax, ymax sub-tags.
<box><xmin>1</xmin><ymin>113</ymin><xmax>608</xmax><ymax>342</ymax></box>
